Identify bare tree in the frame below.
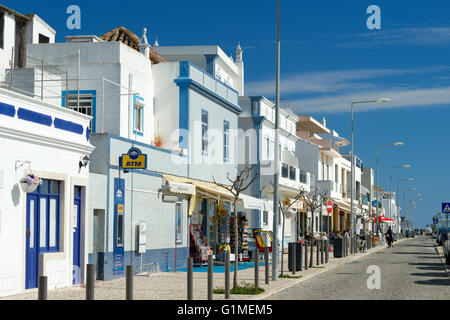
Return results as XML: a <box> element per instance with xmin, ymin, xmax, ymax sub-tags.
<box><xmin>213</xmin><ymin>165</ymin><xmax>258</xmax><ymax>289</ymax></box>
<box><xmin>298</xmin><ymin>186</ymin><xmax>328</xmax><ymax>267</ymax></box>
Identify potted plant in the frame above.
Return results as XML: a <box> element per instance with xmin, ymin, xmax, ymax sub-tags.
<box><xmin>153</xmin><ymin>121</ymin><xmax>163</xmax><ymax>148</ymax></box>
<box><xmin>19</xmin><ymin>173</ymin><xmax>42</xmax><ymax>193</ymax></box>
<box><xmin>154</xmin><ymin>134</ymin><xmax>163</xmax><ymax>148</ymax></box>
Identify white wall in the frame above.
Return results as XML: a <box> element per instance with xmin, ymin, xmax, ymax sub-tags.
<box><xmin>0</xmin><ymin>88</ymin><xmax>93</xmax><ymax>297</ymax></box>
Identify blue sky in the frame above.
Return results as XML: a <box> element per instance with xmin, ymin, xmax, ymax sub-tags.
<box><xmin>9</xmin><ymin>0</ymin><xmax>450</xmax><ymax>228</ymax></box>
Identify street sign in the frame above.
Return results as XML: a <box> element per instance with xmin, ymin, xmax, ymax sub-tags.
<box><xmin>433</xmin><ymin>218</ymin><xmax>439</xmax><ymax>224</ymax></box>
<box><xmin>442</xmin><ymin>203</ymin><xmax>450</xmax><ymax>214</ymax></box>
<box><xmin>327</xmin><ymin>200</ymin><xmax>333</xmax><ymax>214</ymax></box>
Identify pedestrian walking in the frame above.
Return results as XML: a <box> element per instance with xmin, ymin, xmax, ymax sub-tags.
<box><xmin>385</xmin><ymin>227</ymin><xmax>394</xmax><ymax>248</ymax></box>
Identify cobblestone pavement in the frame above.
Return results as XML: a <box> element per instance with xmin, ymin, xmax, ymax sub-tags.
<box><xmin>269</xmin><ymin>236</ymin><xmax>450</xmax><ymax>300</ymax></box>
<box><xmin>1</xmin><ymin>239</ymin><xmax>409</xmax><ymax>300</ymax></box>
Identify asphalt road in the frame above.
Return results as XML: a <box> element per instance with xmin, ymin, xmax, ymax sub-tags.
<box><xmin>268</xmin><ymin>236</ymin><xmax>450</xmax><ymax>300</ymax></box>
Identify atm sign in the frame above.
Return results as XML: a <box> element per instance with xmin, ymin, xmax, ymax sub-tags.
<box><xmin>120</xmin><ymin>147</ymin><xmax>148</xmax><ymax>170</ymax></box>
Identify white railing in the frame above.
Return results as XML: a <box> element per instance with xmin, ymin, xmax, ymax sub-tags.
<box><xmin>189</xmin><ymin>64</ymin><xmax>239</xmax><ymax>105</ymax></box>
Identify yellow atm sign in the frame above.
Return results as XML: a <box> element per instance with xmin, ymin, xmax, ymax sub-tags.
<box><xmin>120</xmin><ymin>147</ymin><xmax>148</xmax><ymax>170</ymax></box>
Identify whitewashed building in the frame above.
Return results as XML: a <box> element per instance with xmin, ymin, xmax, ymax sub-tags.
<box><xmin>238</xmin><ymin>96</ymin><xmax>311</xmax><ymax>251</ymax></box>
<box><xmin>0</xmin><ymin>4</ymin><xmax>95</xmax><ymax>298</ymax></box>
<box><xmin>0</xmin><ymin>87</ymin><xmax>94</xmax><ymax>297</ymax></box>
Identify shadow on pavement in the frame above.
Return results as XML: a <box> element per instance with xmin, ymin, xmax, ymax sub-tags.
<box><xmin>410</xmin><ymin>272</ymin><xmax>448</xmax><ymax>278</ymax></box>
<box><xmin>414</xmin><ymin>278</ymin><xmax>450</xmax><ymax>286</ymax></box>
<box><xmin>409</xmin><ymin>262</ymin><xmax>442</xmax><ymax>267</ymax></box>
<box><xmin>417</xmin><ymin>266</ymin><xmax>448</xmax><ymax>271</ymax></box>
<box><xmin>393</xmin><ymin>252</ymin><xmax>436</xmax><ymax>255</ymax></box>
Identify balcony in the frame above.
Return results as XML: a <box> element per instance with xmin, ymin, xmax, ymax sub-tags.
<box><xmin>188</xmin><ymin>63</ymin><xmax>239</xmax><ymax>105</ymax></box>
<box><xmin>317</xmin><ymin>180</ymin><xmax>342</xmax><ymax>200</ymax></box>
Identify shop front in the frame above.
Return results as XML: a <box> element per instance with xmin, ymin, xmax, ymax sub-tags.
<box><xmin>162</xmin><ymin>174</ymin><xmax>266</xmax><ymax>265</ymax></box>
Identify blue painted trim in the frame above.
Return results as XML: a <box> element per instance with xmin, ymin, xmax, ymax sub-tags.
<box><xmin>105</xmin><ymin>136</ymin><xmax>111</xmax><ymax>252</ymax></box>
<box><xmin>250</xmin><ymin>97</ymin><xmax>263</xmax><ymax>116</ymax></box>
<box><xmin>17</xmin><ymin>108</ymin><xmax>53</xmax><ymax>127</ymax></box>
<box><xmin>132</xmin><ymin>95</ymin><xmax>144</xmax><ymax>137</ymax></box>
<box><xmin>54</xmin><ymin>118</ymin><xmax>84</xmax><ymax>135</ymax></box>
<box><xmin>175</xmin><ymin>78</ymin><xmax>242</xmax><ymax>115</ymax></box>
<box><xmin>109</xmin><ymin>134</ymin><xmax>187</xmax><ymax>158</ymax></box>
<box><xmin>205</xmin><ymin>54</ymin><xmax>218</xmax><ymax>77</ymax></box>
<box><xmin>62</xmin><ymin>90</ymin><xmax>97</xmax><ymax>133</ymax></box>
<box><xmin>178</xmin><ymin>84</ymin><xmax>190</xmax><ymax>150</ymax></box>
<box><xmin>86</xmin><ymin>127</ymin><xmax>90</xmax><ymax>141</ymax></box>
<box><xmin>174</xmin><ymin>61</ymin><xmax>242</xmax><ymax>115</ymax></box>
<box><xmin>110</xmin><ymin>165</ymin><xmax>162</xmax><ymax>178</ymax></box>
<box><xmin>0</xmin><ymin>102</ymin><xmax>15</xmax><ymax>117</ymax></box>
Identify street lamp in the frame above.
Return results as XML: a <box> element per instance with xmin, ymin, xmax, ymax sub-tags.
<box><xmin>389</xmin><ymin>165</ymin><xmax>411</xmax><ymax>220</ymax></box>
<box><xmin>409</xmin><ymin>198</ymin><xmax>423</xmax><ymax>229</ymax></box>
<box><xmin>403</xmin><ymin>188</ymin><xmax>418</xmax><ymax>232</ymax></box>
<box><xmin>375</xmin><ymin>141</ymin><xmax>403</xmax><ymax>234</ymax></box>
<box><xmin>351</xmin><ymin>99</ymin><xmax>391</xmax><ymax>244</ymax></box>
<box><xmin>272</xmin><ymin>0</ymin><xmax>281</xmax><ymax>281</ymax></box>
<box><xmin>397</xmin><ymin>178</ymin><xmax>414</xmax><ymax>233</ymax></box>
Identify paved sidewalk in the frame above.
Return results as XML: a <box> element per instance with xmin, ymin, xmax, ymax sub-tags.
<box><xmin>1</xmin><ymin>239</ymin><xmax>406</xmax><ymax>301</ymax></box>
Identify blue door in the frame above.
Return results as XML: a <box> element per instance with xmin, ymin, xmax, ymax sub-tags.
<box><xmin>25</xmin><ymin>194</ymin><xmax>39</xmax><ymax>289</ymax></box>
<box><xmin>73</xmin><ymin>187</ymin><xmax>82</xmax><ymax>284</ymax></box>
<box><xmin>25</xmin><ymin>180</ymin><xmax>61</xmax><ymax>289</ymax></box>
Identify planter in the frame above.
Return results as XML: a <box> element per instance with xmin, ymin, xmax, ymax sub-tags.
<box><xmin>19</xmin><ymin>180</ymin><xmax>39</xmax><ymax>193</ymax></box>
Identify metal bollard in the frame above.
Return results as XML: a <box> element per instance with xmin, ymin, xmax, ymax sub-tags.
<box><xmin>225</xmin><ymin>252</ymin><xmax>230</xmax><ymax>299</ymax></box>
<box><xmin>316</xmin><ymin>240</ymin><xmax>320</xmax><ymax>266</ymax></box>
<box><xmin>325</xmin><ymin>240</ymin><xmax>329</xmax><ymax>263</ymax></box>
<box><xmin>126</xmin><ymin>265</ymin><xmax>133</xmax><ymax>300</ymax></box>
<box><xmin>86</xmin><ymin>264</ymin><xmax>95</xmax><ymax>300</ymax></box>
<box><xmin>254</xmin><ymin>250</ymin><xmax>259</xmax><ymax>288</ymax></box>
<box><xmin>265</xmin><ymin>248</ymin><xmax>270</xmax><ymax>285</ymax></box>
<box><xmin>304</xmin><ymin>241</ymin><xmax>308</xmax><ymax>270</ymax></box>
<box><xmin>38</xmin><ymin>276</ymin><xmax>47</xmax><ymax>300</ymax></box>
<box><xmin>292</xmin><ymin>242</ymin><xmax>296</xmax><ymax>275</ymax></box>
<box><xmin>321</xmin><ymin>240</ymin><xmax>325</xmax><ymax>265</ymax></box>
<box><xmin>187</xmin><ymin>257</ymin><xmax>194</xmax><ymax>300</ymax></box>
<box><xmin>208</xmin><ymin>255</ymin><xmax>213</xmax><ymax>301</ymax></box>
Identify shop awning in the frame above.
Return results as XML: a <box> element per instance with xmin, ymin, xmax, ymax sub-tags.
<box><xmin>164</xmin><ymin>180</ymin><xmax>196</xmax><ymax>195</ymax></box>
<box><xmin>240</xmin><ymin>194</ymin><xmax>266</xmax><ymax>211</ymax></box>
<box><xmin>162</xmin><ymin>174</ymin><xmax>267</xmax><ymax>210</ymax></box>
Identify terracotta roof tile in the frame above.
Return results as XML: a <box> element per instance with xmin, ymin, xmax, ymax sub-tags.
<box><xmin>100</xmin><ymin>26</ymin><xmax>167</xmax><ymax>64</ymax></box>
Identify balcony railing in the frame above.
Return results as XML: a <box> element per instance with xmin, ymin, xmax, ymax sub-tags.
<box><xmin>189</xmin><ymin>64</ymin><xmax>239</xmax><ymax>105</ymax></box>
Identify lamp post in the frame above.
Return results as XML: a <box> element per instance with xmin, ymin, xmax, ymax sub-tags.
<box><xmin>351</xmin><ymin>98</ymin><xmax>391</xmax><ymax>240</ymax></box>
<box><xmin>272</xmin><ymin>0</ymin><xmax>281</xmax><ymax>281</ymax></box>
<box><xmin>389</xmin><ymin>165</ymin><xmax>411</xmax><ymax>220</ymax></box>
<box><xmin>375</xmin><ymin>140</ymin><xmax>402</xmax><ymax>234</ymax></box>
<box><xmin>403</xmin><ymin>188</ymin><xmax>418</xmax><ymax>232</ymax></box>
<box><xmin>409</xmin><ymin>198</ymin><xmax>423</xmax><ymax>230</ymax></box>
<box><xmin>397</xmin><ymin>178</ymin><xmax>414</xmax><ymax>232</ymax></box>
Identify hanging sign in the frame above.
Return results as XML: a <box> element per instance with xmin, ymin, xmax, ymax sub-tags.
<box><xmin>120</xmin><ymin>147</ymin><xmax>148</xmax><ymax>170</ymax></box>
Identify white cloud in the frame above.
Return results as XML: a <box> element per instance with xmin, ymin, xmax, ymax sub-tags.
<box><xmin>246</xmin><ymin>66</ymin><xmax>449</xmax><ymax>97</ymax></box>
<box><xmin>339</xmin><ymin>26</ymin><xmax>450</xmax><ymax>47</ymax></box>
<box><xmin>287</xmin><ymin>86</ymin><xmax>450</xmax><ymax>114</ymax></box>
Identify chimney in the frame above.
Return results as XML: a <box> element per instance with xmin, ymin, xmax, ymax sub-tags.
<box><xmin>322</xmin><ymin>117</ymin><xmax>327</xmax><ymax>128</ymax></box>
<box><xmin>139</xmin><ymin>28</ymin><xmax>151</xmax><ymax>57</ymax></box>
